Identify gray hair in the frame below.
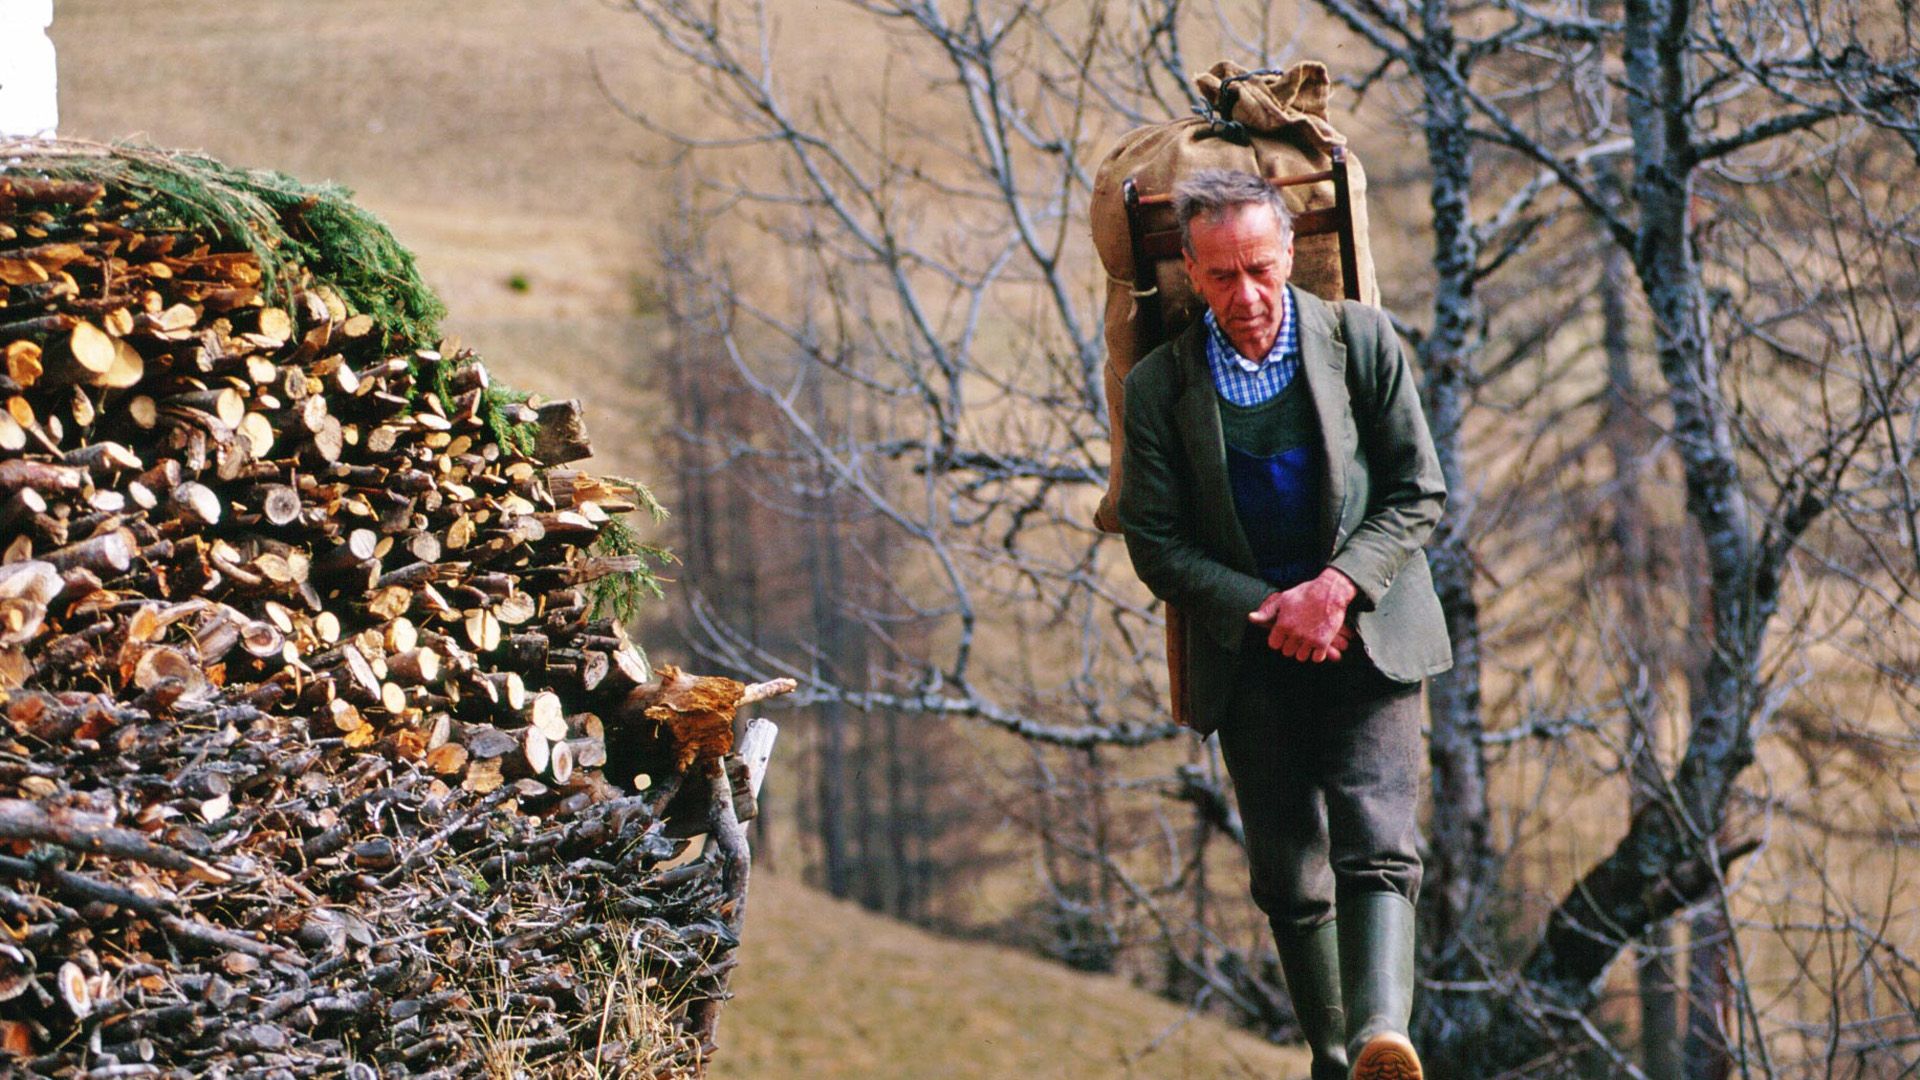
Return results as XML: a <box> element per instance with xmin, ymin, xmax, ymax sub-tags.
<box><xmin>1173</xmin><ymin>169</ymin><xmax>1292</xmax><ymax>254</ymax></box>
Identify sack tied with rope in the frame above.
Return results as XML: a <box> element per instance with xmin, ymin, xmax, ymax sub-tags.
<box><xmin>1090</xmin><ymin>59</ymin><xmax>1380</xmax><ymax>535</ymax></box>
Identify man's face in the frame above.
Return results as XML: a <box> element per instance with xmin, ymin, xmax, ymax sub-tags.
<box><xmin>1183</xmin><ymin>202</ymin><xmax>1295</xmax><ymax>361</ymax></box>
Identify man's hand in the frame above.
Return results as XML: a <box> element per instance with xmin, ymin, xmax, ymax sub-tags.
<box><xmin>1248</xmin><ymin>569</ymin><xmax>1359</xmax><ymax>662</ymax></box>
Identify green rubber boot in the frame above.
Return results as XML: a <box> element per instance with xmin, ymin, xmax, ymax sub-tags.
<box><xmin>1339</xmin><ymin>892</ymin><xmax>1423</xmax><ymax>1080</ymax></box>
<box><xmin>1275</xmin><ymin>921</ymin><xmax>1348</xmax><ymax>1080</ymax></box>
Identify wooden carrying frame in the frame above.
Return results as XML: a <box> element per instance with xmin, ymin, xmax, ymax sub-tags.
<box><xmin>1119</xmin><ymin>146</ymin><xmax>1363</xmax><ymax>730</ymax></box>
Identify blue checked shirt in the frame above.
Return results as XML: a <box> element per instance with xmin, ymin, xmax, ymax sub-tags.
<box><xmin>1203</xmin><ymin>285</ymin><xmax>1301</xmax><ymax>406</ymax></box>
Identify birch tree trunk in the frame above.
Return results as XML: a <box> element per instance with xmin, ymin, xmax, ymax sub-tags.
<box><xmin>1408</xmin><ymin>0</ymin><xmax>1500</xmax><ymax>1067</ymax></box>
<box><xmin>1601</xmin><ymin>202</ymin><xmax>1683</xmax><ymax>1080</ymax></box>
<box><xmin>1477</xmin><ymin>0</ymin><xmax>1786</xmax><ymax>1064</ymax></box>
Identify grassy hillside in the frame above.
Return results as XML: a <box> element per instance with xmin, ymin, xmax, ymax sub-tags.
<box><xmin>714</xmin><ymin>870</ymin><xmax>1310</xmax><ymax>1080</ymax></box>
<box><xmin>51</xmin><ymin>0</ymin><xmax>672</xmax><ymax>486</ymax></box>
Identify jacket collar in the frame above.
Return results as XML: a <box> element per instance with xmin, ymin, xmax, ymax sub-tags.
<box><xmin>1291</xmin><ymin>288</ymin><xmax>1350</xmax><ymax>557</ymax></box>
<box><xmin>1290</xmin><ymin>283</ymin><xmax>1345</xmax><ymax>367</ymax></box>
<box><xmin>1171</xmin><ymin>318</ymin><xmax>1254</xmax><ymax>573</ymax></box>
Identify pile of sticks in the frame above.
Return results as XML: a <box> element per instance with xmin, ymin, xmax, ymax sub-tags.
<box><xmin>0</xmin><ymin>162</ymin><xmax>784</xmax><ymax>1077</ymax></box>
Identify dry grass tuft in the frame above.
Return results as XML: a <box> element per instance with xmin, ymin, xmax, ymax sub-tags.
<box><xmin>464</xmin><ymin>886</ymin><xmax>709</xmax><ymax>1080</ymax></box>
<box><xmin>573</xmin><ymin>923</ymin><xmax>709</xmax><ymax>1080</ymax></box>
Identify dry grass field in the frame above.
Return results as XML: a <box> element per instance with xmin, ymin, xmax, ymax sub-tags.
<box><xmin>714</xmin><ymin>869</ymin><xmax>1309</xmax><ymax>1079</ymax></box>
<box><xmin>52</xmin><ymin>0</ymin><xmax>673</xmax><ymax>485</ymax></box>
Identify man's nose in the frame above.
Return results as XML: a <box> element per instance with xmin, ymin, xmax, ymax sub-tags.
<box><xmin>1233</xmin><ymin>276</ymin><xmax>1261</xmax><ymax>309</ymax></box>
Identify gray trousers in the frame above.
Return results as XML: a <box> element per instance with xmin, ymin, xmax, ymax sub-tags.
<box><xmin>1215</xmin><ymin>635</ymin><xmax>1424</xmax><ymax>934</ymax></box>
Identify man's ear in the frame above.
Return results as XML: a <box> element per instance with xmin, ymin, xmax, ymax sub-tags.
<box><xmin>1182</xmin><ymin>249</ymin><xmax>1197</xmax><ymax>282</ymax></box>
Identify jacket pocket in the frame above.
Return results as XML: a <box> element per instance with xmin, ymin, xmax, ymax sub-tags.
<box><xmin>1356</xmin><ymin>550</ymin><xmax>1453</xmax><ymax>681</ymax></box>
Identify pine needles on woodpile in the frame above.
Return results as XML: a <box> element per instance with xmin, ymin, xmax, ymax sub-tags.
<box><xmin>8</xmin><ymin>140</ymin><xmax>445</xmax><ymax>348</ymax></box>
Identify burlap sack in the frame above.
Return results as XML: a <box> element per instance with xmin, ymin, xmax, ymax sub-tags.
<box><xmin>1091</xmin><ymin>60</ymin><xmax>1378</xmax><ymax>534</ymax></box>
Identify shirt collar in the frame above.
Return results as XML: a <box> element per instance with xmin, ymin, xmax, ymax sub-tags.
<box><xmin>1203</xmin><ymin>285</ymin><xmax>1297</xmax><ymax>373</ymax></box>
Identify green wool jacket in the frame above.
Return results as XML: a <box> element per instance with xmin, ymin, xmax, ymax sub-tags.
<box><xmin>1118</xmin><ymin>287</ymin><xmax>1454</xmax><ymax>736</ymax></box>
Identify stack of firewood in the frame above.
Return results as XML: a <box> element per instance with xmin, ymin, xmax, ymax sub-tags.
<box><xmin>0</xmin><ymin>148</ymin><xmax>785</xmax><ymax>1077</ymax></box>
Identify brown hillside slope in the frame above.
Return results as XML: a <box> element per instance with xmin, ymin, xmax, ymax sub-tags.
<box><xmin>50</xmin><ymin>0</ymin><xmax>668</xmax><ymax>486</ymax></box>
<box><xmin>715</xmin><ymin>871</ymin><xmax>1310</xmax><ymax>1080</ymax></box>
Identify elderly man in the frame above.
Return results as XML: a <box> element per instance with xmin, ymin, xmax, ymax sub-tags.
<box><xmin>1118</xmin><ymin>169</ymin><xmax>1451</xmax><ymax>1080</ymax></box>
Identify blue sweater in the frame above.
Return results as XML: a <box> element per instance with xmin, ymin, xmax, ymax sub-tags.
<box><xmin>1219</xmin><ymin>382</ymin><xmax>1324</xmax><ymax>591</ymax></box>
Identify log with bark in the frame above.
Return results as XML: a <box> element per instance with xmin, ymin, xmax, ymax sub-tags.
<box><xmin>0</xmin><ymin>144</ymin><xmax>790</xmax><ymax>1078</ymax></box>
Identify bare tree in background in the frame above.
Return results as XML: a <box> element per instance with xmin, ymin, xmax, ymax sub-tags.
<box><xmin>1298</xmin><ymin>0</ymin><xmax>1920</xmax><ymax>1070</ymax></box>
<box><xmin>612</xmin><ymin>0</ymin><xmax>1920</xmax><ymax>1071</ymax></box>
<box><xmin>654</xmin><ymin>191</ymin><xmax>962</xmax><ymax>916</ymax></box>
